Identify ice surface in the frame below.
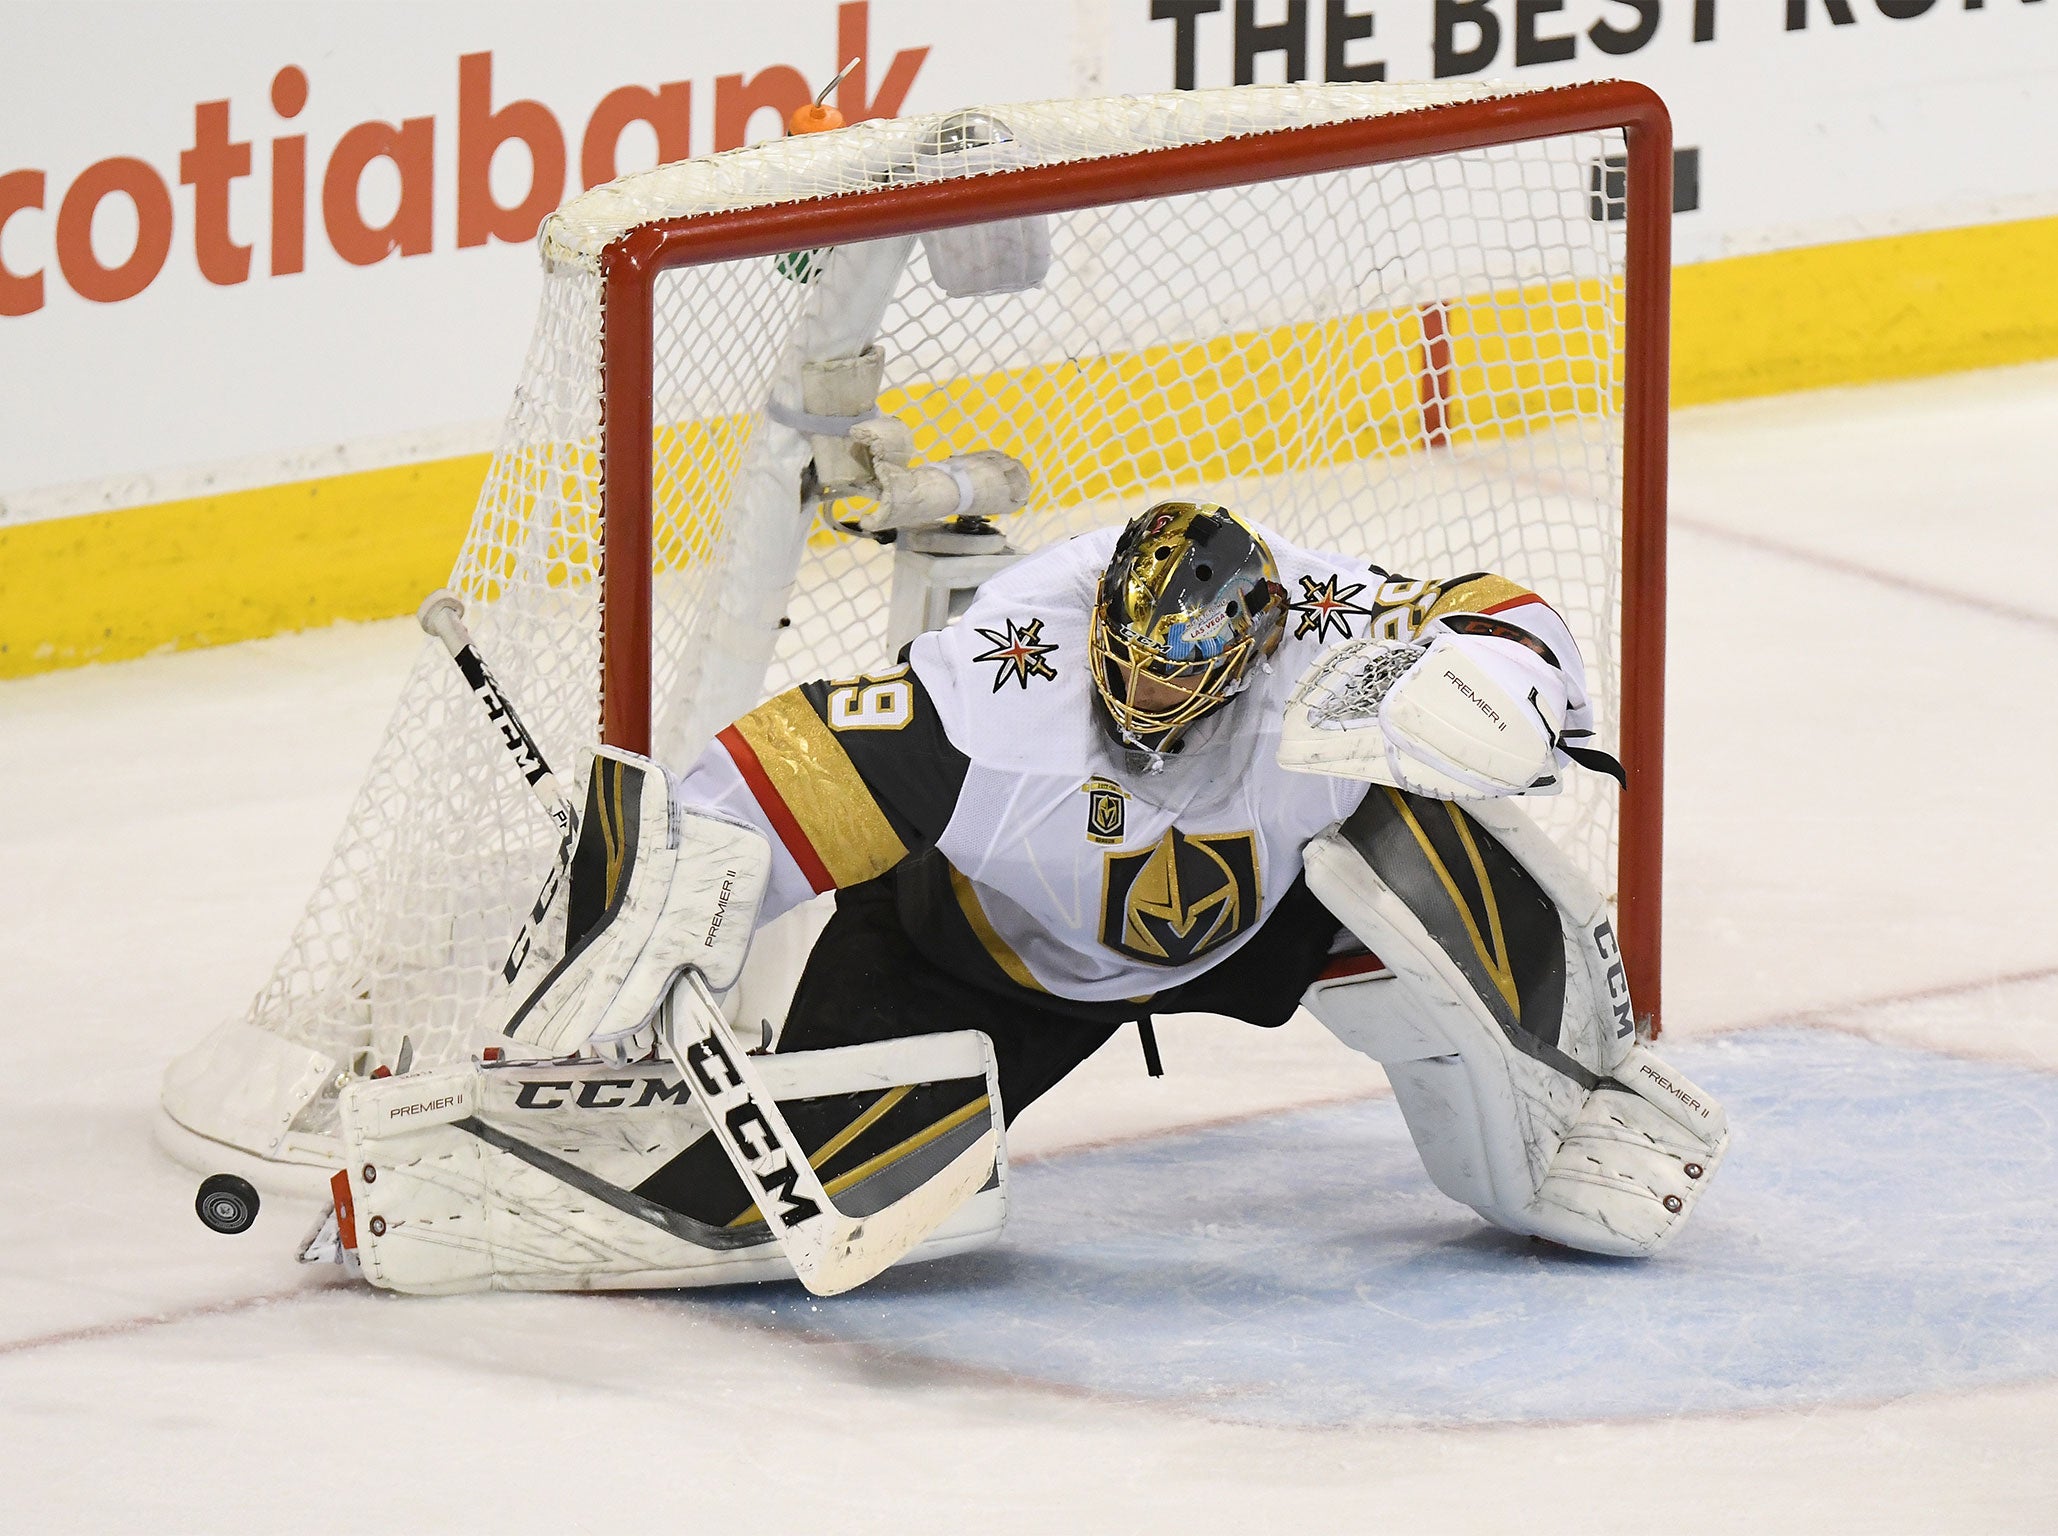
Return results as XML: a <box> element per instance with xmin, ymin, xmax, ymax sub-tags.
<box><xmin>711</xmin><ymin>1030</ymin><xmax>2058</xmax><ymax>1428</ymax></box>
<box><xmin>3</xmin><ymin>362</ymin><xmax>2058</xmax><ymax>1531</ymax></box>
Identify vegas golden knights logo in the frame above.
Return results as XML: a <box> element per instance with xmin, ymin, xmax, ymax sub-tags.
<box><xmin>1100</xmin><ymin>827</ymin><xmax>1260</xmax><ymax>966</ymax></box>
<box><xmin>1083</xmin><ymin>778</ymin><xmax>1126</xmax><ymax>846</ymax></box>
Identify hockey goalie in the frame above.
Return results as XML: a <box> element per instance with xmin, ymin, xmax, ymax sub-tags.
<box><xmin>325</xmin><ymin>497</ymin><xmax>1728</xmax><ymax>1297</ymax></box>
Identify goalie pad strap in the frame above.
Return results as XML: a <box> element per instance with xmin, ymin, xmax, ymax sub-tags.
<box><xmin>766</xmin><ymin>397</ymin><xmax>882</xmax><ymax>438</ymax></box>
<box><xmin>1562</xmin><ymin>741</ymin><xmax>1628</xmax><ymax>785</ymax></box>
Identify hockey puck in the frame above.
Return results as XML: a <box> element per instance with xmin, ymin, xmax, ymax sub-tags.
<box><xmin>195</xmin><ymin>1173</ymin><xmax>261</xmax><ymax>1235</ymax></box>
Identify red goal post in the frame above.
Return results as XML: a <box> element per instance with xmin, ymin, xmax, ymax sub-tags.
<box><xmin>594</xmin><ymin>81</ymin><xmax>1672</xmax><ymax>1028</ymax></box>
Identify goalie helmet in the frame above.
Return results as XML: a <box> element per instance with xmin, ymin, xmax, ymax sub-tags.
<box><xmin>1089</xmin><ymin>502</ymin><xmax>1286</xmax><ymax>759</ymax></box>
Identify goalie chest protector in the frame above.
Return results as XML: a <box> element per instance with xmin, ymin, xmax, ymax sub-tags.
<box><xmin>901</xmin><ymin>523</ymin><xmax>1390</xmax><ymax>1004</ymax></box>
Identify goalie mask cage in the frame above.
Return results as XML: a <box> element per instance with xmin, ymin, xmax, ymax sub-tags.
<box><xmin>158</xmin><ymin>80</ymin><xmax>1671</xmax><ymax>1181</ymax></box>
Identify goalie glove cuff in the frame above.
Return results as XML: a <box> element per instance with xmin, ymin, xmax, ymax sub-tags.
<box><xmin>1378</xmin><ymin>633</ymin><xmax>1569</xmax><ymax>798</ymax></box>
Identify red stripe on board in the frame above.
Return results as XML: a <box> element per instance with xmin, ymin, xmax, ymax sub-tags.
<box><xmin>1418</xmin><ymin>300</ymin><xmax>1453</xmax><ymax>448</ymax></box>
<box><xmin>717</xmin><ymin>725</ymin><xmax>835</xmax><ymax>894</ymax></box>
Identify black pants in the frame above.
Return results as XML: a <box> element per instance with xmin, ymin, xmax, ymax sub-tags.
<box><xmin>777</xmin><ymin>870</ymin><xmax>1344</xmax><ymax>1123</ymax></box>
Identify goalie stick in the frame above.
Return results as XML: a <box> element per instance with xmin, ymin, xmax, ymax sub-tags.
<box><xmin>417</xmin><ymin>591</ymin><xmax>576</xmax><ymax>984</ymax></box>
<box><xmin>420</xmin><ymin>589</ymin><xmax>993</xmax><ymax>1296</ymax></box>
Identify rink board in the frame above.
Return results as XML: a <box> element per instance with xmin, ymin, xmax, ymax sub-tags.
<box><xmin>700</xmin><ymin>1030</ymin><xmax>2058</xmax><ymax>1428</ymax></box>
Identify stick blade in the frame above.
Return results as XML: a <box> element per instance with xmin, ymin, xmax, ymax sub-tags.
<box><xmin>660</xmin><ymin>975</ymin><xmax>1002</xmax><ymax>1298</ymax></box>
<box><xmin>788</xmin><ymin>1128</ymin><xmax>999</xmax><ymax>1297</ymax></box>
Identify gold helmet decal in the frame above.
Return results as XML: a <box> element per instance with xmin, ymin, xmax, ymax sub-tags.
<box><xmin>1089</xmin><ymin>502</ymin><xmax>1285</xmax><ymax>757</ymax></box>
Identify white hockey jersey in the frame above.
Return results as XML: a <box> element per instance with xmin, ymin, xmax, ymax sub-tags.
<box><xmin>672</xmin><ymin>521</ymin><xmax>1593</xmax><ymax>1013</ymax></box>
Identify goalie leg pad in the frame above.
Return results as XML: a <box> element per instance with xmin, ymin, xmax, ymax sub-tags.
<box><xmin>1301</xmin><ymin>788</ymin><xmax>1728</xmax><ymax>1257</ymax></box>
<box><xmin>504</xmin><ymin>748</ymin><xmax>771</xmax><ymax>1057</ymax></box>
<box><xmin>334</xmin><ymin>1031</ymin><xmax>1007</xmax><ymax>1295</ymax></box>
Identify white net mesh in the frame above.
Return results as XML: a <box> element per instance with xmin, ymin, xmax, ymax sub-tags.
<box><xmin>165</xmin><ymin>82</ymin><xmax>1639</xmax><ymax>1165</ymax></box>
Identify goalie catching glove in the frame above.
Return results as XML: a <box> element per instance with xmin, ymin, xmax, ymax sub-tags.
<box><xmin>1278</xmin><ymin>615</ymin><xmax>1624</xmax><ymax>799</ymax></box>
<box><xmin>501</xmin><ymin>748</ymin><xmax>770</xmax><ymax>1056</ymax></box>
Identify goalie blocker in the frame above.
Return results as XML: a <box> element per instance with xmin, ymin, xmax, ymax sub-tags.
<box><xmin>501</xmin><ymin>748</ymin><xmax>769</xmax><ymax>1057</ymax></box>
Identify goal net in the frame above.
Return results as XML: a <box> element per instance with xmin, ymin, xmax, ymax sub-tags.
<box><xmin>159</xmin><ymin>80</ymin><xmax>1671</xmax><ymax>1180</ymax></box>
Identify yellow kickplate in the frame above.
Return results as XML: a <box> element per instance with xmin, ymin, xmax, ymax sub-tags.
<box><xmin>0</xmin><ymin>453</ymin><xmax>489</xmax><ymax>678</ymax></box>
<box><xmin>1673</xmin><ymin>212</ymin><xmax>2058</xmax><ymax>406</ymax></box>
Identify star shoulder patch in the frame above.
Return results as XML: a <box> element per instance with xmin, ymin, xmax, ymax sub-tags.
<box><xmin>1289</xmin><ymin>573</ymin><xmax>1375</xmax><ymax>642</ymax></box>
<box><xmin>971</xmin><ymin>617</ymin><xmax>1059</xmax><ymax>691</ymax></box>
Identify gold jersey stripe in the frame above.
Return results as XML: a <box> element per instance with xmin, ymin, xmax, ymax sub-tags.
<box><xmin>949</xmin><ymin>864</ymin><xmax>1048</xmax><ymax>993</ymax></box>
<box><xmin>1424</xmin><ymin>574</ymin><xmax>1535</xmax><ymax>622</ymax></box>
<box><xmin>731</xmin><ymin>690</ymin><xmax>908</xmax><ymax>888</ymax></box>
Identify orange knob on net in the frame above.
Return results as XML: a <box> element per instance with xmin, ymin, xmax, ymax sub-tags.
<box><xmin>788</xmin><ymin>102</ymin><xmax>845</xmax><ymax>136</ymax></box>
<box><xmin>788</xmin><ymin>57</ymin><xmax>861</xmax><ymax>137</ymax></box>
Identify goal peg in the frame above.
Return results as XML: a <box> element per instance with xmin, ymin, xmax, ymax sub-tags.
<box><xmin>789</xmin><ymin>57</ymin><xmax>860</xmax><ymax>136</ymax></box>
